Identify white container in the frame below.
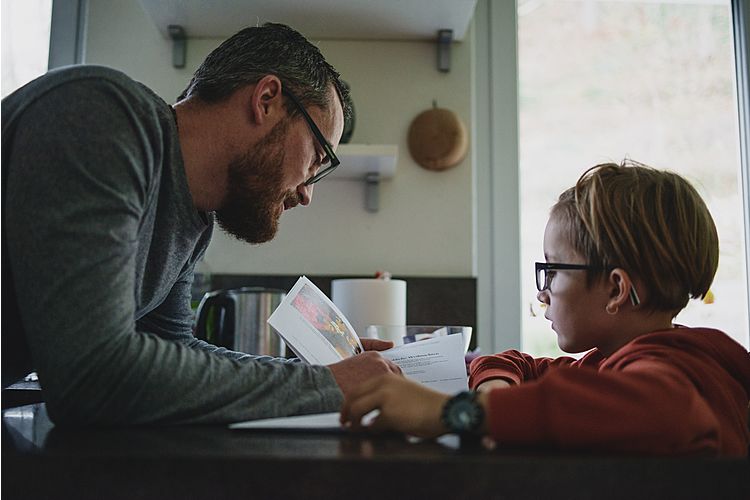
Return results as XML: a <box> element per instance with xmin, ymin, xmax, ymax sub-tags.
<box><xmin>331</xmin><ymin>279</ymin><xmax>406</xmax><ymax>337</ymax></box>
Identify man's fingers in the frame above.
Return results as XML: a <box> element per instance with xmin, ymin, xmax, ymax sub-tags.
<box><xmin>385</xmin><ymin>359</ymin><xmax>403</xmax><ymax>375</ymax></box>
<box><xmin>360</xmin><ymin>338</ymin><xmax>394</xmax><ymax>351</ymax></box>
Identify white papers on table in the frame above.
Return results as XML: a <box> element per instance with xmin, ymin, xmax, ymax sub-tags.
<box><xmin>381</xmin><ymin>333</ymin><xmax>468</xmax><ymax>395</ymax></box>
<box><xmin>230</xmin><ymin>412</ymin><xmax>342</xmax><ymax>431</ymax></box>
<box><xmin>229</xmin><ymin>411</ymin><xmax>378</xmax><ymax>432</ymax></box>
<box><xmin>267</xmin><ymin>276</ymin><xmax>363</xmax><ymax>365</ymax></box>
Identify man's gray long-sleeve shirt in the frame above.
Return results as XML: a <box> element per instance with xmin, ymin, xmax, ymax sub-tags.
<box><xmin>1</xmin><ymin>65</ymin><xmax>342</xmax><ymax>425</ymax></box>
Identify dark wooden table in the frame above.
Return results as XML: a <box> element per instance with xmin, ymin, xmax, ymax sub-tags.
<box><xmin>3</xmin><ymin>403</ymin><xmax>748</xmax><ymax>500</ymax></box>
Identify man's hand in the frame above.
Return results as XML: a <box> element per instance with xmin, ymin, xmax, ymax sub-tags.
<box><xmin>328</xmin><ymin>352</ymin><xmax>402</xmax><ymax>398</ymax></box>
<box><xmin>340</xmin><ymin>373</ymin><xmax>453</xmax><ymax>439</ymax></box>
<box><xmin>360</xmin><ymin>337</ymin><xmax>393</xmax><ymax>351</ymax></box>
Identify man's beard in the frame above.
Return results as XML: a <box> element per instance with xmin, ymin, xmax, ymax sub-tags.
<box><xmin>215</xmin><ymin>120</ymin><xmax>299</xmax><ymax>244</ymax></box>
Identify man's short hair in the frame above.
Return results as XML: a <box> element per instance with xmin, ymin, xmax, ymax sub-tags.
<box><xmin>179</xmin><ymin>23</ymin><xmax>351</xmax><ymax>120</ymax></box>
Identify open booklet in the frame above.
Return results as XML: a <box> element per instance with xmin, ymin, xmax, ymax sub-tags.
<box><xmin>266</xmin><ymin>276</ymin><xmax>469</xmax><ymax>393</ymax></box>
<box><xmin>232</xmin><ymin>277</ymin><xmax>468</xmax><ymax>432</ymax></box>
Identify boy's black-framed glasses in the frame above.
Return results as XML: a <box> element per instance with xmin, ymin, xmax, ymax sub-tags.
<box><xmin>535</xmin><ymin>262</ymin><xmax>595</xmax><ymax>292</ymax></box>
<box><xmin>535</xmin><ymin>262</ymin><xmax>641</xmax><ymax>306</ymax></box>
<box><xmin>281</xmin><ymin>88</ymin><xmax>340</xmax><ymax>185</ymax></box>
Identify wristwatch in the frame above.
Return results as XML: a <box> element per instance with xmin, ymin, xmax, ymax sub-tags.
<box><xmin>441</xmin><ymin>391</ymin><xmax>485</xmax><ymax>435</ymax></box>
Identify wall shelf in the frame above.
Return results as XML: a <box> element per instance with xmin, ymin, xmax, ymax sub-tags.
<box><xmin>329</xmin><ymin>144</ymin><xmax>397</xmax><ymax>213</ymax></box>
<box><xmin>138</xmin><ymin>0</ymin><xmax>477</xmax><ymax>41</ymax></box>
<box><xmin>330</xmin><ymin>144</ymin><xmax>397</xmax><ymax>180</ymax></box>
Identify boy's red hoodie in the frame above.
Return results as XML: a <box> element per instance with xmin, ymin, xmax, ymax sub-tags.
<box><xmin>469</xmin><ymin>327</ymin><xmax>750</xmax><ymax>456</ymax></box>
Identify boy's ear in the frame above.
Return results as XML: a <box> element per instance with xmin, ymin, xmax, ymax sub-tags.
<box><xmin>606</xmin><ymin>269</ymin><xmax>632</xmax><ymax>311</ymax></box>
<box><xmin>248</xmin><ymin>75</ymin><xmax>284</xmax><ymax>125</ymax></box>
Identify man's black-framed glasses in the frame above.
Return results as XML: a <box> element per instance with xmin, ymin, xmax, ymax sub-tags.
<box><xmin>535</xmin><ymin>262</ymin><xmax>640</xmax><ymax>306</ymax></box>
<box><xmin>282</xmin><ymin>88</ymin><xmax>340</xmax><ymax>186</ymax></box>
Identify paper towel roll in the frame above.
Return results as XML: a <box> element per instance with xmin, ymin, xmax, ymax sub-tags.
<box><xmin>331</xmin><ymin>279</ymin><xmax>407</xmax><ymax>337</ymax></box>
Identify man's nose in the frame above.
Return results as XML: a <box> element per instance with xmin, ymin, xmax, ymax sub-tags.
<box><xmin>297</xmin><ymin>183</ymin><xmax>313</xmax><ymax>206</ymax></box>
<box><xmin>536</xmin><ymin>289</ymin><xmax>550</xmax><ymax>305</ymax></box>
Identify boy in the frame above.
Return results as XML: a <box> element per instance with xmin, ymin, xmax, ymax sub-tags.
<box><xmin>340</xmin><ymin>160</ymin><xmax>750</xmax><ymax>456</ymax></box>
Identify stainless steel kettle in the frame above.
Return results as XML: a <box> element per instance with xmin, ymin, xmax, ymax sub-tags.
<box><xmin>194</xmin><ymin>287</ymin><xmax>286</xmax><ymax>356</ymax></box>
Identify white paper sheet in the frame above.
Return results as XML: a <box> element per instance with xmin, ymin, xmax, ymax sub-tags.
<box><xmin>229</xmin><ymin>412</ymin><xmax>343</xmax><ymax>431</ymax></box>
<box><xmin>230</xmin><ymin>411</ymin><xmax>379</xmax><ymax>432</ymax></box>
<box><xmin>380</xmin><ymin>333</ymin><xmax>469</xmax><ymax>394</ymax></box>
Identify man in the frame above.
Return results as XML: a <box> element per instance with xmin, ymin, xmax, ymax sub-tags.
<box><xmin>2</xmin><ymin>23</ymin><xmax>400</xmax><ymax>425</ymax></box>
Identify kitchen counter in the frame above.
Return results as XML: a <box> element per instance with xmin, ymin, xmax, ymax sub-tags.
<box><xmin>3</xmin><ymin>403</ymin><xmax>748</xmax><ymax>500</ymax></box>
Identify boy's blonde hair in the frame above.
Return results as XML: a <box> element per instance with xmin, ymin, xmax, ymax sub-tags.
<box><xmin>551</xmin><ymin>160</ymin><xmax>719</xmax><ymax>314</ymax></box>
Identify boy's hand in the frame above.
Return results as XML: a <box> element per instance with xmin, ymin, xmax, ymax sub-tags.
<box><xmin>340</xmin><ymin>373</ymin><xmax>451</xmax><ymax>439</ymax></box>
<box><xmin>476</xmin><ymin>379</ymin><xmax>511</xmax><ymax>392</ymax></box>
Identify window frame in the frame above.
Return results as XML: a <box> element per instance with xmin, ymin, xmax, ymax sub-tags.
<box><xmin>48</xmin><ymin>0</ymin><xmax>87</xmax><ymax>69</ymax></box>
<box><xmin>474</xmin><ymin>0</ymin><xmax>750</xmax><ymax>354</ymax></box>
<box><xmin>733</xmin><ymin>0</ymin><xmax>750</xmax><ymax>342</ymax></box>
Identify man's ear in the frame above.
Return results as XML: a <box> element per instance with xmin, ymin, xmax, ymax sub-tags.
<box><xmin>248</xmin><ymin>75</ymin><xmax>284</xmax><ymax>125</ymax></box>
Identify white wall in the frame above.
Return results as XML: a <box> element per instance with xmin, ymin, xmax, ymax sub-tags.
<box><xmin>83</xmin><ymin>0</ymin><xmax>475</xmax><ymax>277</ymax></box>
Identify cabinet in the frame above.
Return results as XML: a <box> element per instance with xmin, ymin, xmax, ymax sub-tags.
<box><xmin>138</xmin><ymin>0</ymin><xmax>477</xmax><ymax>41</ymax></box>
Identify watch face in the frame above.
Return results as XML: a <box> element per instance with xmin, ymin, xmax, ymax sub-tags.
<box><xmin>451</xmin><ymin>400</ymin><xmax>478</xmax><ymax>429</ymax></box>
<box><xmin>443</xmin><ymin>392</ymin><xmax>483</xmax><ymax>434</ymax></box>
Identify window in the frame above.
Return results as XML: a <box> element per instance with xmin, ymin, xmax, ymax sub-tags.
<box><xmin>1</xmin><ymin>0</ymin><xmax>53</xmax><ymax>98</ymax></box>
<box><xmin>517</xmin><ymin>0</ymin><xmax>749</xmax><ymax>355</ymax></box>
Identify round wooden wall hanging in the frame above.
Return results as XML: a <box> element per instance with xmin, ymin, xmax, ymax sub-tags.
<box><xmin>407</xmin><ymin>106</ymin><xmax>468</xmax><ymax>171</ymax></box>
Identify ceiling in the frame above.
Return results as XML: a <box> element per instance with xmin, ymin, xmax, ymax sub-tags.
<box><xmin>138</xmin><ymin>0</ymin><xmax>478</xmax><ymax>41</ymax></box>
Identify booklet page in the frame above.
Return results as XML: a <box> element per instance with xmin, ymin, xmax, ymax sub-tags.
<box><xmin>267</xmin><ymin>276</ymin><xmax>363</xmax><ymax>365</ymax></box>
